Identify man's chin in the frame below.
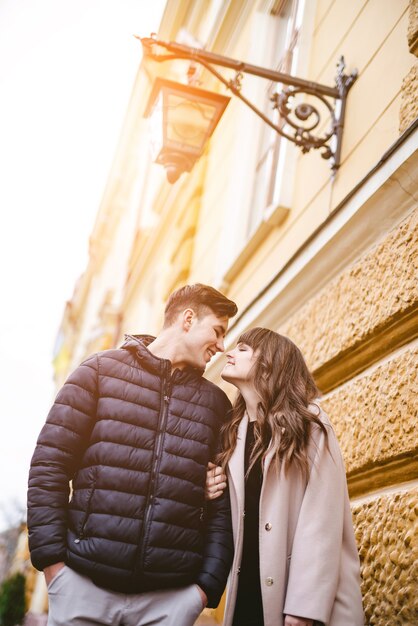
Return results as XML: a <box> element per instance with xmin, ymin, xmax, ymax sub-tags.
<box><xmin>192</xmin><ymin>360</ymin><xmax>206</xmax><ymax>372</ymax></box>
<box><xmin>196</xmin><ymin>358</ymin><xmax>209</xmax><ymax>372</ymax></box>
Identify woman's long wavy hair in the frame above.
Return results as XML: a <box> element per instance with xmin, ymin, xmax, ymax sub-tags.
<box><xmin>217</xmin><ymin>328</ymin><xmax>328</xmax><ymax>481</ymax></box>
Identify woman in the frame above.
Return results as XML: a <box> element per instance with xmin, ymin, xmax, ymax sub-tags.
<box><xmin>206</xmin><ymin>328</ymin><xmax>364</xmax><ymax>626</ymax></box>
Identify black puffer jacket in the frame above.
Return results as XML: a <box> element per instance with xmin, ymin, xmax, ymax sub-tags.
<box><xmin>27</xmin><ymin>335</ymin><xmax>233</xmax><ymax>606</ymax></box>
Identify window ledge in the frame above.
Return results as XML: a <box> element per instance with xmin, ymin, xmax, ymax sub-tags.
<box><xmin>222</xmin><ymin>203</ymin><xmax>290</xmax><ymax>288</ymax></box>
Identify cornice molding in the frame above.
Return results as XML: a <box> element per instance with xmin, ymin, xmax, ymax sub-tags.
<box><xmin>205</xmin><ymin>126</ymin><xmax>418</xmax><ymax>383</ymax></box>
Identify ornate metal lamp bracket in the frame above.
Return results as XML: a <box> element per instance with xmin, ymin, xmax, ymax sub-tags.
<box><xmin>138</xmin><ymin>35</ymin><xmax>358</xmax><ymax>173</ymax></box>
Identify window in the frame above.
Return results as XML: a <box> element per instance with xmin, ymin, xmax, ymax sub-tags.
<box><xmin>179</xmin><ymin>0</ymin><xmax>227</xmax><ymax>49</ymax></box>
<box><xmin>247</xmin><ymin>0</ymin><xmax>304</xmax><ymax>237</ymax></box>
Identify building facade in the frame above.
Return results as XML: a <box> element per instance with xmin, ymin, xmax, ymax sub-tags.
<box><xmin>35</xmin><ymin>1</ymin><xmax>418</xmax><ymax>624</ymax></box>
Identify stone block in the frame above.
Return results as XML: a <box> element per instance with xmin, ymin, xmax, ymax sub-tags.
<box><xmin>408</xmin><ymin>0</ymin><xmax>418</xmax><ymax>55</ymax></box>
<box><xmin>352</xmin><ymin>488</ymin><xmax>418</xmax><ymax>625</ymax></box>
<box><xmin>399</xmin><ymin>64</ymin><xmax>418</xmax><ymax>133</ymax></box>
<box><xmin>280</xmin><ymin>209</ymin><xmax>418</xmax><ymax>375</ymax></box>
<box><xmin>322</xmin><ymin>346</ymin><xmax>417</xmax><ymax>476</ymax></box>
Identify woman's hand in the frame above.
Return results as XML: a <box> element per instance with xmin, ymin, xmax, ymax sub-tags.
<box><xmin>205</xmin><ymin>462</ymin><xmax>227</xmax><ymax>500</ymax></box>
<box><xmin>284</xmin><ymin>616</ymin><xmax>313</xmax><ymax>626</ymax></box>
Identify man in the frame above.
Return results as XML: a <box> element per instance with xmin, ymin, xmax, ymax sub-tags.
<box><xmin>27</xmin><ymin>283</ymin><xmax>237</xmax><ymax>626</ymax></box>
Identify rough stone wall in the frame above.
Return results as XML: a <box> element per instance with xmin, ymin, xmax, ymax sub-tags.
<box><xmin>281</xmin><ymin>209</ymin><xmax>418</xmax><ymax>374</ymax></box>
<box><xmin>407</xmin><ymin>0</ymin><xmax>418</xmax><ymax>55</ymax></box>
<box><xmin>399</xmin><ymin>64</ymin><xmax>418</xmax><ymax>133</ymax></box>
<box><xmin>279</xmin><ymin>210</ymin><xmax>418</xmax><ymax>624</ymax></box>
<box><xmin>353</xmin><ymin>489</ymin><xmax>418</xmax><ymax>625</ymax></box>
<box><xmin>400</xmin><ymin>0</ymin><xmax>418</xmax><ymax>131</ymax></box>
<box><xmin>322</xmin><ymin>346</ymin><xmax>417</xmax><ymax>476</ymax></box>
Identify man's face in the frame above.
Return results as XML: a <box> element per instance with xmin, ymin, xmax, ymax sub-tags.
<box><xmin>184</xmin><ymin>310</ymin><xmax>229</xmax><ymax>370</ymax></box>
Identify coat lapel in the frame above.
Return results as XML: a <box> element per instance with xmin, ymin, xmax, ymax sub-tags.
<box><xmin>263</xmin><ymin>444</ymin><xmax>276</xmax><ymax>477</ymax></box>
<box><xmin>227</xmin><ymin>415</ymin><xmax>247</xmax><ymax>514</ymax></box>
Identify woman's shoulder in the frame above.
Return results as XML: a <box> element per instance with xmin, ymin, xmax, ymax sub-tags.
<box><xmin>308</xmin><ymin>401</ymin><xmax>344</xmax><ymax>463</ymax></box>
<box><xmin>307</xmin><ymin>401</ymin><xmax>339</xmax><ymax>448</ymax></box>
<box><xmin>308</xmin><ymin>399</ymin><xmax>332</xmax><ymax>427</ymax></box>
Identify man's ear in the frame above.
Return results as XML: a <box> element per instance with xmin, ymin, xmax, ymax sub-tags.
<box><xmin>182</xmin><ymin>308</ymin><xmax>195</xmax><ymax>331</ymax></box>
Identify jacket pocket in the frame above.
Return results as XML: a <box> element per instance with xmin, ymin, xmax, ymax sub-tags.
<box><xmin>199</xmin><ymin>503</ymin><xmax>207</xmax><ymax>525</ymax></box>
<box><xmin>46</xmin><ymin>565</ymin><xmax>67</xmax><ymax>592</ymax></box>
<box><xmin>75</xmin><ymin>468</ymin><xmax>97</xmax><ymax>543</ymax></box>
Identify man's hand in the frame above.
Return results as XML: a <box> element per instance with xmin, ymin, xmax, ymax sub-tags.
<box><xmin>284</xmin><ymin>616</ymin><xmax>313</xmax><ymax>626</ymax></box>
<box><xmin>205</xmin><ymin>462</ymin><xmax>227</xmax><ymax>500</ymax></box>
<box><xmin>43</xmin><ymin>562</ymin><xmax>65</xmax><ymax>587</ymax></box>
<box><xmin>195</xmin><ymin>584</ymin><xmax>208</xmax><ymax>609</ymax></box>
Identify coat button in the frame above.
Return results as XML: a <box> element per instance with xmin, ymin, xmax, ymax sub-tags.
<box><xmin>265</xmin><ymin>577</ymin><xmax>274</xmax><ymax>586</ymax></box>
<box><xmin>237</xmin><ymin>567</ymin><xmax>241</xmax><ymax>575</ymax></box>
<box><xmin>265</xmin><ymin>522</ymin><xmax>272</xmax><ymax>531</ymax></box>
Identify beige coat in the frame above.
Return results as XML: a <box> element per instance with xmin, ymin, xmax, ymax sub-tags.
<box><xmin>223</xmin><ymin>407</ymin><xmax>364</xmax><ymax>626</ymax></box>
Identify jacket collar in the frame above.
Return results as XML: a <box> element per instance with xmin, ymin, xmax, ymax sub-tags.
<box><xmin>121</xmin><ymin>334</ymin><xmax>203</xmax><ymax>383</ymax></box>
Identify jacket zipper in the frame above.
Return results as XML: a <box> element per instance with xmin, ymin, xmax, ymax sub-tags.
<box><xmin>136</xmin><ymin>362</ymin><xmax>172</xmax><ymax>572</ymax></box>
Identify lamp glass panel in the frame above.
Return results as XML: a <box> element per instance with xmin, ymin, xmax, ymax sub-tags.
<box><xmin>148</xmin><ymin>92</ymin><xmax>164</xmax><ymax>160</ymax></box>
<box><xmin>165</xmin><ymin>93</ymin><xmax>217</xmax><ymax>151</ymax></box>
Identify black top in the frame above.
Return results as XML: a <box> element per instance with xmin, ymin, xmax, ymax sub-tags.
<box><xmin>232</xmin><ymin>420</ymin><xmax>264</xmax><ymax>626</ymax></box>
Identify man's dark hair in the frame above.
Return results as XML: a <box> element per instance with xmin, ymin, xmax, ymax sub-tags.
<box><xmin>164</xmin><ymin>283</ymin><xmax>238</xmax><ymax>327</ymax></box>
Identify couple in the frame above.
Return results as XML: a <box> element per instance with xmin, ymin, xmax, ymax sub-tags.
<box><xmin>27</xmin><ymin>283</ymin><xmax>364</xmax><ymax>626</ymax></box>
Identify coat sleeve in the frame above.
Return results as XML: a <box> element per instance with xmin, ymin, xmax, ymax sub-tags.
<box><xmin>27</xmin><ymin>354</ymin><xmax>99</xmax><ymax>571</ymax></box>
<box><xmin>196</xmin><ymin>393</ymin><xmax>234</xmax><ymax>608</ymax></box>
<box><xmin>283</xmin><ymin>420</ymin><xmax>349</xmax><ymax>624</ymax></box>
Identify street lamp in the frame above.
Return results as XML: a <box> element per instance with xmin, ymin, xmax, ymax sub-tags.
<box><xmin>144</xmin><ymin>78</ymin><xmax>230</xmax><ymax>184</ymax></box>
<box><xmin>138</xmin><ymin>35</ymin><xmax>358</xmax><ymax>184</ymax></box>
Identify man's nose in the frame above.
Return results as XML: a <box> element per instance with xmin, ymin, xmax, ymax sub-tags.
<box><xmin>216</xmin><ymin>338</ymin><xmax>225</xmax><ymax>352</ymax></box>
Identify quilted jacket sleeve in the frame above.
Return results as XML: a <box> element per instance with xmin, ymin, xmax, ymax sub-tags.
<box><xmin>27</xmin><ymin>354</ymin><xmax>99</xmax><ymax>571</ymax></box>
<box><xmin>196</xmin><ymin>394</ymin><xmax>234</xmax><ymax>608</ymax></box>
<box><xmin>196</xmin><ymin>484</ymin><xmax>233</xmax><ymax>608</ymax></box>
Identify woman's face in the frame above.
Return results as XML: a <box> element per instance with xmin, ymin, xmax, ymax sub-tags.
<box><xmin>221</xmin><ymin>342</ymin><xmax>257</xmax><ymax>384</ymax></box>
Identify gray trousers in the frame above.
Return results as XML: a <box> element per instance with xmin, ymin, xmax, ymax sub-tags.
<box><xmin>46</xmin><ymin>566</ymin><xmax>204</xmax><ymax>626</ymax></box>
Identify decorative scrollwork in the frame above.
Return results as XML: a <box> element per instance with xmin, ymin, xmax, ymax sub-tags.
<box><xmin>229</xmin><ymin>71</ymin><xmax>243</xmax><ymax>92</ymax></box>
<box><xmin>271</xmin><ymin>86</ymin><xmax>337</xmax><ymax>161</ymax></box>
<box><xmin>294</xmin><ymin>103</ymin><xmax>319</xmax><ymax>124</ymax></box>
<box><xmin>335</xmin><ymin>56</ymin><xmax>358</xmax><ymax>95</ymax></box>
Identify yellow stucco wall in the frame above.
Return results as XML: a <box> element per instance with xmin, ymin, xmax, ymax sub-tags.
<box><xmin>187</xmin><ymin>0</ymin><xmax>414</xmax><ymax>309</ymax></box>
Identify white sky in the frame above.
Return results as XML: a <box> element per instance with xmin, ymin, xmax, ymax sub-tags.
<box><xmin>0</xmin><ymin>0</ymin><xmax>165</xmax><ymax>531</ymax></box>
